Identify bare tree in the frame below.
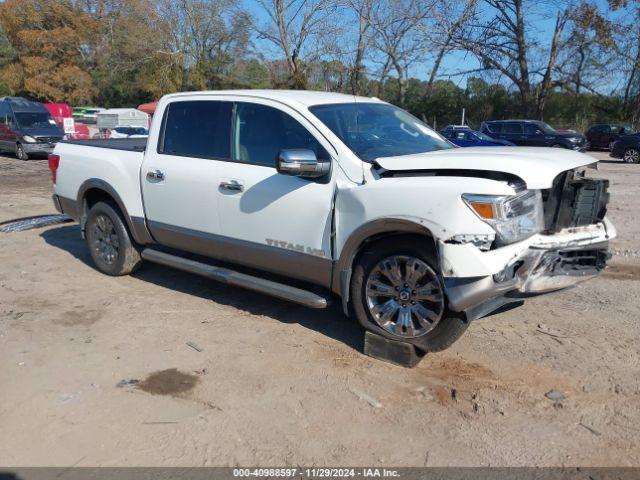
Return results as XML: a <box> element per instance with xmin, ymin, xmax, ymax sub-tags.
<box><xmin>554</xmin><ymin>3</ymin><xmax>614</xmax><ymax>106</ymax></box>
<box><xmin>424</xmin><ymin>0</ymin><xmax>477</xmax><ymax>96</ymax></box>
<box><xmin>254</xmin><ymin>0</ymin><xmax>339</xmax><ymax>88</ymax></box>
<box><xmin>454</xmin><ymin>0</ymin><xmax>570</xmax><ymax>116</ymax></box>
<box><xmin>345</xmin><ymin>0</ymin><xmax>374</xmax><ymax>94</ymax></box>
<box><xmin>368</xmin><ymin>0</ymin><xmax>434</xmax><ymax>106</ymax></box>
<box><xmin>609</xmin><ymin>0</ymin><xmax>640</xmax><ymax>121</ymax></box>
<box><xmin>155</xmin><ymin>0</ymin><xmax>250</xmax><ymax>90</ymax></box>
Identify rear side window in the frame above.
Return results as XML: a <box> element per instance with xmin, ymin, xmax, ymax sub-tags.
<box><xmin>485</xmin><ymin>122</ymin><xmax>502</xmax><ymax>133</ymax></box>
<box><xmin>233</xmin><ymin>102</ymin><xmax>328</xmax><ymax>167</ymax></box>
<box><xmin>504</xmin><ymin>122</ymin><xmax>523</xmax><ymax>134</ymax></box>
<box><xmin>160</xmin><ymin>101</ymin><xmax>232</xmax><ymax>159</ymax></box>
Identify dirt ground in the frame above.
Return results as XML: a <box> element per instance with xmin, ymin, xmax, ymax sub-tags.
<box><xmin>0</xmin><ymin>151</ymin><xmax>639</xmax><ymax>467</ymax></box>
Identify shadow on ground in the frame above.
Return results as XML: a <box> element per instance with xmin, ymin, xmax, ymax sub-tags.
<box><xmin>40</xmin><ymin>224</ymin><xmax>364</xmax><ymax>352</ymax></box>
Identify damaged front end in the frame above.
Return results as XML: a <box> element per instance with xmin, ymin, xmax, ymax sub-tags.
<box><xmin>442</xmin><ymin>168</ymin><xmax>615</xmax><ymax>322</ymax></box>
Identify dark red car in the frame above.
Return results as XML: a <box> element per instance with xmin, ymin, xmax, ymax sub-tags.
<box><xmin>586</xmin><ymin>123</ymin><xmax>636</xmax><ymax>151</ymax></box>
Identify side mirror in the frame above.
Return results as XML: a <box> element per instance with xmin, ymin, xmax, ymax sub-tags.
<box><xmin>276</xmin><ymin>149</ymin><xmax>330</xmax><ymax>178</ymax></box>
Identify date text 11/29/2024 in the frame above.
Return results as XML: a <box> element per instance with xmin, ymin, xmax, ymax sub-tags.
<box><xmin>233</xmin><ymin>468</ymin><xmax>400</xmax><ymax>478</ymax></box>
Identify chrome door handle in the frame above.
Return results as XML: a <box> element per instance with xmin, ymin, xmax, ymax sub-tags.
<box><xmin>219</xmin><ymin>180</ymin><xmax>244</xmax><ymax>192</ymax></box>
<box><xmin>146</xmin><ymin>169</ymin><xmax>165</xmax><ymax>181</ymax></box>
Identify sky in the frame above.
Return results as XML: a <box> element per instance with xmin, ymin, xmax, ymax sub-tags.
<box><xmin>244</xmin><ymin>0</ymin><xmax>624</xmax><ymax>91</ymax></box>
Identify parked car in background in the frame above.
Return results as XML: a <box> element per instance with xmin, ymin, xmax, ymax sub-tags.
<box><xmin>51</xmin><ymin>90</ymin><xmax>614</xmax><ymax>354</ymax></box>
<box><xmin>481</xmin><ymin>120</ymin><xmax>587</xmax><ymax>151</ymax></box>
<box><xmin>586</xmin><ymin>124</ymin><xmax>636</xmax><ymax>151</ymax></box>
<box><xmin>610</xmin><ymin>133</ymin><xmax>640</xmax><ymax>163</ymax></box>
<box><xmin>0</xmin><ymin>97</ymin><xmax>64</xmax><ymax>160</ymax></box>
<box><xmin>109</xmin><ymin>126</ymin><xmax>149</xmax><ymax>139</ymax></box>
<box><xmin>440</xmin><ymin>125</ymin><xmax>515</xmax><ymax>147</ymax></box>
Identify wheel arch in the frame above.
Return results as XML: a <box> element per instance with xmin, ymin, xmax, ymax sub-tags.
<box><xmin>77</xmin><ymin>179</ymin><xmax>153</xmax><ymax>244</ymax></box>
<box><xmin>332</xmin><ymin>218</ymin><xmax>438</xmax><ymax>316</ymax></box>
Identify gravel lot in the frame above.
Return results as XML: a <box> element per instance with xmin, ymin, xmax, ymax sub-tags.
<box><xmin>0</xmin><ymin>151</ymin><xmax>638</xmax><ymax>467</ymax></box>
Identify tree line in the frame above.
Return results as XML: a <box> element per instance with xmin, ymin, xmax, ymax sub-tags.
<box><xmin>0</xmin><ymin>0</ymin><xmax>637</xmax><ymax>131</ymax></box>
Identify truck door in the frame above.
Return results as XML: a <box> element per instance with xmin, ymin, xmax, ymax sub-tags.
<box><xmin>214</xmin><ymin>100</ymin><xmax>335</xmax><ymax>287</ymax></box>
<box><xmin>140</xmin><ymin>100</ymin><xmax>232</xmax><ymax>247</ymax></box>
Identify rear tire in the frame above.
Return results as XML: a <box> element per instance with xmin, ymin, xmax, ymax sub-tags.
<box><xmin>623</xmin><ymin>148</ymin><xmax>640</xmax><ymax>164</ymax></box>
<box><xmin>16</xmin><ymin>143</ymin><xmax>28</xmax><ymax>160</ymax></box>
<box><xmin>85</xmin><ymin>202</ymin><xmax>142</xmax><ymax>276</ymax></box>
<box><xmin>350</xmin><ymin>237</ymin><xmax>468</xmax><ymax>353</ymax></box>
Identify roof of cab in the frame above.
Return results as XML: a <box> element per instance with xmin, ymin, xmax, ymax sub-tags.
<box><xmin>162</xmin><ymin>89</ymin><xmax>383</xmax><ymax>108</ymax></box>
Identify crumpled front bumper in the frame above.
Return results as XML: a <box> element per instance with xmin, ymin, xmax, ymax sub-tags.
<box><xmin>440</xmin><ymin>219</ymin><xmax>616</xmax><ymax>321</ymax></box>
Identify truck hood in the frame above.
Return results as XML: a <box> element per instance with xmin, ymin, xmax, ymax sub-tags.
<box><xmin>374</xmin><ymin>146</ymin><xmax>597</xmax><ymax>189</ymax></box>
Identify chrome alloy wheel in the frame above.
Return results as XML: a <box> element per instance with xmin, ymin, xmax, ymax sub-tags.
<box><xmin>623</xmin><ymin>148</ymin><xmax>639</xmax><ymax>163</ymax></box>
<box><xmin>90</xmin><ymin>214</ymin><xmax>119</xmax><ymax>264</ymax></box>
<box><xmin>365</xmin><ymin>255</ymin><xmax>444</xmax><ymax>338</ymax></box>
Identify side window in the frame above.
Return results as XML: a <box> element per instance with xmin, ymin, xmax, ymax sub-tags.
<box><xmin>233</xmin><ymin>102</ymin><xmax>328</xmax><ymax>167</ymax></box>
<box><xmin>505</xmin><ymin>122</ymin><xmax>523</xmax><ymax>134</ymax></box>
<box><xmin>524</xmin><ymin>123</ymin><xmax>542</xmax><ymax>135</ymax></box>
<box><xmin>486</xmin><ymin>122</ymin><xmax>502</xmax><ymax>133</ymax></box>
<box><xmin>160</xmin><ymin>100</ymin><xmax>232</xmax><ymax>159</ymax></box>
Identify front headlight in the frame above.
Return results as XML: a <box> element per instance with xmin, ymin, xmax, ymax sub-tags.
<box><xmin>462</xmin><ymin>190</ymin><xmax>544</xmax><ymax>246</ymax></box>
<box><xmin>23</xmin><ymin>135</ymin><xmax>37</xmax><ymax>143</ymax></box>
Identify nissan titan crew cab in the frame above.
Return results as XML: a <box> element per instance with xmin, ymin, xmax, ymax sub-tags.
<box><xmin>50</xmin><ymin>91</ymin><xmax>615</xmax><ymax>353</ymax></box>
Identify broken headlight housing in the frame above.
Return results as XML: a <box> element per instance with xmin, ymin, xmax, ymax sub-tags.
<box><xmin>462</xmin><ymin>190</ymin><xmax>544</xmax><ymax>246</ymax></box>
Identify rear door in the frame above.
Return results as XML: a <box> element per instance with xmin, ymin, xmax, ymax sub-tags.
<box><xmin>503</xmin><ymin>122</ymin><xmax>525</xmax><ymax>145</ymax></box>
<box><xmin>140</xmin><ymin>99</ymin><xmax>232</xmax><ymax>246</ymax></box>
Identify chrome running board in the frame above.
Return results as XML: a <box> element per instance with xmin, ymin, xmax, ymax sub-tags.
<box><xmin>141</xmin><ymin>248</ymin><xmax>329</xmax><ymax>309</ymax></box>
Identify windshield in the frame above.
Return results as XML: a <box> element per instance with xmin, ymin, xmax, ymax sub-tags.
<box><xmin>309</xmin><ymin>103</ymin><xmax>452</xmax><ymax>161</ymax></box>
<box><xmin>14</xmin><ymin>112</ymin><xmax>56</xmax><ymax>128</ymax></box>
<box><xmin>613</xmin><ymin>125</ymin><xmax>635</xmax><ymax>135</ymax></box>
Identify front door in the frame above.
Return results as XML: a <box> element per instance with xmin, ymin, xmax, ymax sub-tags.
<box><xmin>524</xmin><ymin>123</ymin><xmax>547</xmax><ymax>147</ymax></box>
<box><xmin>140</xmin><ymin>99</ymin><xmax>233</xmax><ymax>248</ymax></box>
<box><xmin>215</xmin><ymin>100</ymin><xmax>336</xmax><ymax>287</ymax></box>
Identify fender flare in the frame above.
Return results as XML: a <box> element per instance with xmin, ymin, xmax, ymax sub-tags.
<box><xmin>332</xmin><ymin>217</ymin><xmax>438</xmax><ymax>315</ymax></box>
<box><xmin>77</xmin><ymin>178</ymin><xmax>154</xmax><ymax>244</ymax></box>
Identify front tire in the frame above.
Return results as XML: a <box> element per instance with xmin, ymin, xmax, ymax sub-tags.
<box><xmin>85</xmin><ymin>202</ymin><xmax>142</xmax><ymax>276</ymax></box>
<box><xmin>350</xmin><ymin>237</ymin><xmax>468</xmax><ymax>353</ymax></box>
<box><xmin>16</xmin><ymin>143</ymin><xmax>28</xmax><ymax>160</ymax></box>
<box><xmin>623</xmin><ymin>148</ymin><xmax>640</xmax><ymax>164</ymax></box>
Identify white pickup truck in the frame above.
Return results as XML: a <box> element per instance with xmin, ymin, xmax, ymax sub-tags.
<box><xmin>50</xmin><ymin>90</ymin><xmax>615</xmax><ymax>352</ymax></box>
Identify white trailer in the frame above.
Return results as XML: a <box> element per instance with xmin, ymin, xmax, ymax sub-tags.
<box><xmin>97</xmin><ymin>108</ymin><xmax>149</xmax><ymax>131</ymax></box>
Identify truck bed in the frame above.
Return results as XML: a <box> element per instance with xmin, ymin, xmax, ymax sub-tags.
<box><xmin>61</xmin><ymin>138</ymin><xmax>147</xmax><ymax>152</ymax></box>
